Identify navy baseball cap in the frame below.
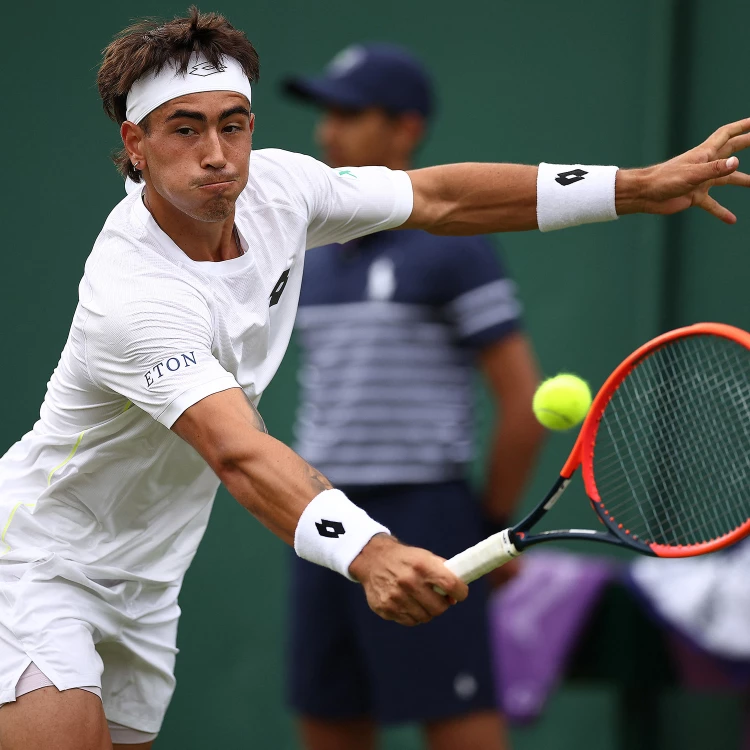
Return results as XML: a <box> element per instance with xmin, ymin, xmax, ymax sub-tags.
<box><xmin>283</xmin><ymin>43</ymin><xmax>434</xmax><ymax>119</ymax></box>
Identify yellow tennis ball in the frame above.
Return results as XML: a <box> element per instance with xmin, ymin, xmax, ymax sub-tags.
<box><xmin>532</xmin><ymin>374</ymin><xmax>592</xmax><ymax>431</ymax></box>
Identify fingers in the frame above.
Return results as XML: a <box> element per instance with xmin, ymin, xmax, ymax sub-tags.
<box><xmin>385</xmin><ymin>596</ymin><xmax>437</xmax><ymax>627</ymax></box>
<box><xmin>362</xmin><ymin>546</ymin><xmax>470</xmax><ymax>626</ymax></box>
<box><xmin>698</xmin><ymin>194</ymin><xmax>737</xmax><ymax>224</ymax></box>
<box><xmin>378</xmin><ymin>580</ymin><xmax>451</xmax><ymax>626</ymax></box>
<box><xmin>430</xmin><ymin>566</ymin><xmax>469</xmax><ymax>603</ymax></box>
<box><xmin>706</xmin><ymin>117</ymin><xmax>750</xmax><ymax>151</ymax></box>
<box><xmin>687</xmin><ymin>156</ymin><xmax>739</xmax><ymax>186</ymax></box>
<box><xmin>715</xmin><ymin>170</ymin><xmax>750</xmax><ymax>188</ymax></box>
<box><xmin>393</xmin><ymin>567</ymin><xmax>464</xmax><ymax>625</ymax></box>
<box><xmin>719</xmin><ymin>132</ymin><xmax>750</xmax><ymax>159</ymax></box>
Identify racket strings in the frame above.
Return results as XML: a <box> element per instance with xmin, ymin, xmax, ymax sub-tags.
<box><xmin>603</xmin><ymin>341</ymin><xmax>750</xmax><ymax>543</ymax></box>
<box><xmin>596</xmin><ymin>360</ymin><xmax>750</xmax><ymax>538</ymax></box>
<box><xmin>603</xmin><ymin>345</ymin><xmax>750</xmax><ymax>544</ymax></box>
<box><xmin>591</xmin><ymin>334</ymin><xmax>750</xmax><ymax>547</ymax></box>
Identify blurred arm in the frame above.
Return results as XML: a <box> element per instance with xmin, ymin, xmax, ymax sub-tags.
<box><xmin>479</xmin><ymin>332</ymin><xmax>545</xmax><ymax>524</ymax></box>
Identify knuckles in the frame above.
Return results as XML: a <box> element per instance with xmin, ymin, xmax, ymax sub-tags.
<box><xmin>364</xmin><ymin>551</ymin><xmax>467</xmax><ymax>626</ymax></box>
<box><xmin>395</xmin><ymin>571</ymin><xmax>420</xmax><ymax>592</ymax></box>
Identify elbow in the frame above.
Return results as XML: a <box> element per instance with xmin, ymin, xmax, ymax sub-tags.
<box><xmin>204</xmin><ymin>439</ymin><xmax>261</xmax><ymax>487</ymax></box>
<box><xmin>212</xmin><ymin>453</ymin><xmax>244</xmax><ymax>486</ymax></box>
<box><xmin>422</xmin><ymin>199</ymin><xmax>468</xmax><ymax>235</ymax></box>
<box><xmin>409</xmin><ymin>185</ymin><xmax>460</xmax><ymax>233</ymax></box>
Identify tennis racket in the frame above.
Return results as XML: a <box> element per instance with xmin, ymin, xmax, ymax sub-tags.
<box><xmin>444</xmin><ymin>322</ymin><xmax>750</xmax><ymax>585</ymax></box>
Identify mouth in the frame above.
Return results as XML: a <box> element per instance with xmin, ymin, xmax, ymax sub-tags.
<box><xmin>196</xmin><ymin>179</ymin><xmax>236</xmax><ymax>193</ymax></box>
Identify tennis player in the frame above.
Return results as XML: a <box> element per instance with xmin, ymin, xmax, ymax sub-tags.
<box><xmin>0</xmin><ymin>8</ymin><xmax>748</xmax><ymax>750</ymax></box>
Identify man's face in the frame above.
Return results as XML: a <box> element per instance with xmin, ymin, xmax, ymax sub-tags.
<box><xmin>135</xmin><ymin>91</ymin><xmax>254</xmax><ymax>222</ymax></box>
<box><xmin>315</xmin><ymin>107</ymin><xmax>406</xmax><ymax>168</ymax></box>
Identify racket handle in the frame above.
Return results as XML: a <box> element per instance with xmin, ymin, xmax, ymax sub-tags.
<box><xmin>437</xmin><ymin>529</ymin><xmax>520</xmax><ymax>592</ymax></box>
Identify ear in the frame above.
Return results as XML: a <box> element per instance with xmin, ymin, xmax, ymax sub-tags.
<box><xmin>394</xmin><ymin>113</ymin><xmax>426</xmax><ymax>156</ymax></box>
<box><xmin>121</xmin><ymin>120</ymin><xmax>148</xmax><ymax>171</ymax></box>
<box><xmin>249</xmin><ymin>112</ymin><xmax>256</xmax><ymax>135</ymax></box>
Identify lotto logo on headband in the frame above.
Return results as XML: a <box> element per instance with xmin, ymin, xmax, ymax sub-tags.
<box><xmin>126</xmin><ymin>54</ymin><xmax>252</xmax><ymax>124</ymax></box>
<box><xmin>189</xmin><ymin>61</ymin><xmax>227</xmax><ymax>77</ymax></box>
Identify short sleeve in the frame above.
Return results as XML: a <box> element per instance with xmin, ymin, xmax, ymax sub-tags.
<box><xmin>442</xmin><ymin>237</ymin><xmax>523</xmax><ymax>349</ymax></box>
<box><xmin>268</xmin><ymin>152</ymin><xmax>413</xmax><ymax>250</ymax></box>
<box><xmin>84</xmin><ymin>275</ymin><xmax>239</xmax><ymax>428</ymax></box>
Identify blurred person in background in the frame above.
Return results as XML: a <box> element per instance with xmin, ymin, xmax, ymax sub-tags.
<box><xmin>283</xmin><ymin>44</ymin><xmax>546</xmax><ymax>750</ymax></box>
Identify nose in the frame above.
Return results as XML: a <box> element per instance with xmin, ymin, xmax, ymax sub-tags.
<box><xmin>201</xmin><ymin>129</ymin><xmax>228</xmax><ymax>170</ymax></box>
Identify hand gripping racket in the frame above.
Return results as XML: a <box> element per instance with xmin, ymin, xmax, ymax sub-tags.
<box><xmin>444</xmin><ymin>322</ymin><xmax>750</xmax><ymax>585</ymax></box>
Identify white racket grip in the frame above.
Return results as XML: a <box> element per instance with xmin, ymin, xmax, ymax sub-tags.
<box><xmin>444</xmin><ymin>529</ymin><xmax>520</xmax><ymax>584</ymax></box>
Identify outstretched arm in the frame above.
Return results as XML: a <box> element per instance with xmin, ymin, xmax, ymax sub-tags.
<box><xmin>171</xmin><ymin>387</ymin><xmax>468</xmax><ymax>626</ymax></box>
<box><xmin>404</xmin><ymin>118</ymin><xmax>750</xmax><ymax>234</ymax></box>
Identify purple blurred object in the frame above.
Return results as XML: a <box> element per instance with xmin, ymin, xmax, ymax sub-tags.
<box><xmin>489</xmin><ymin>550</ymin><xmax>616</xmax><ymax>724</ymax></box>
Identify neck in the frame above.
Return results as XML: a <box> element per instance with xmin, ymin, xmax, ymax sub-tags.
<box><xmin>382</xmin><ymin>156</ymin><xmax>412</xmax><ymax>171</ymax></box>
<box><xmin>142</xmin><ymin>185</ymin><xmax>240</xmax><ymax>262</ymax></box>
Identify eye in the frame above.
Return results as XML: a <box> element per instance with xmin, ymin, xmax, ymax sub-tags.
<box><xmin>175</xmin><ymin>126</ymin><xmax>195</xmax><ymax>136</ymax></box>
<box><xmin>224</xmin><ymin>124</ymin><xmax>243</xmax><ymax>133</ymax></box>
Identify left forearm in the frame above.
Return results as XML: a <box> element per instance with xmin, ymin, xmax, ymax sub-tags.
<box><xmin>484</xmin><ymin>416</ymin><xmax>545</xmax><ymax>522</ymax></box>
<box><xmin>405</xmin><ymin>163</ymin><xmax>649</xmax><ymax>236</ymax></box>
<box><xmin>406</xmin><ymin>163</ymin><xmax>539</xmax><ymax>234</ymax></box>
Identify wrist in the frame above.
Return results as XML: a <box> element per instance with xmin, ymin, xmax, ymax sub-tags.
<box><xmin>614</xmin><ymin>168</ymin><xmax>647</xmax><ymax>215</ymax></box>
<box><xmin>294</xmin><ymin>489</ymin><xmax>390</xmax><ymax>580</ymax></box>
<box><xmin>347</xmin><ymin>533</ymin><xmax>396</xmax><ymax>582</ymax></box>
<box><xmin>536</xmin><ymin>162</ymin><xmax>619</xmax><ymax>231</ymax></box>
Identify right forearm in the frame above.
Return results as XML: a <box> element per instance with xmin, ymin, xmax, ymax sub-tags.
<box><xmin>217</xmin><ymin>431</ymin><xmax>333</xmax><ymax>545</ymax></box>
<box><xmin>220</xmin><ymin>434</ymin><xmax>395</xmax><ymax>582</ymax></box>
<box><xmin>171</xmin><ymin>390</ymin><xmax>469</xmax><ymax>622</ymax></box>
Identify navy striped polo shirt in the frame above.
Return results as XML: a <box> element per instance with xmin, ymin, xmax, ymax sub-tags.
<box><xmin>293</xmin><ymin>229</ymin><xmax>522</xmax><ymax>486</ymax></box>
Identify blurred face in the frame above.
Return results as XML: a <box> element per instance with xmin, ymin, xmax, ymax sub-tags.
<box><xmin>124</xmin><ymin>91</ymin><xmax>254</xmax><ymax>222</ymax></box>
<box><xmin>316</xmin><ymin>106</ymin><xmax>414</xmax><ymax>168</ymax></box>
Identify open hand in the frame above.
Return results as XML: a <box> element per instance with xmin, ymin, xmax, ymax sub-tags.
<box><xmin>349</xmin><ymin>535</ymin><xmax>469</xmax><ymax>626</ymax></box>
<box><xmin>618</xmin><ymin>117</ymin><xmax>750</xmax><ymax>223</ymax></box>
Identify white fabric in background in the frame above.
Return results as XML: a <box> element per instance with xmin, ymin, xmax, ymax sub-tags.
<box><xmin>631</xmin><ymin>540</ymin><xmax>750</xmax><ymax>660</ymax></box>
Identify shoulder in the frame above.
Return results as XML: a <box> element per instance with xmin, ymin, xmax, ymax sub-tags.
<box><xmin>247</xmin><ymin>148</ymin><xmax>329</xmax><ymax>191</ymax></box>
<box><xmin>83</xmin><ymin>228</ymin><xmax>210</xmax><ymax>331</ymax></box>
<box><xmin>251</xmin><ymin>148</ymin><xmax>325</xmax><ymax>174</ymax></box>
<box><xmin>242</xmin><ymin>148</ymin><xmax>330</xmax><ymax>218</ymax></box>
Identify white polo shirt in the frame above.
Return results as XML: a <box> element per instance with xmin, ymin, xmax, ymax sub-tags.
<box><xmin>0</xmin><ymin>148</ymin><xmax>413</xmax><ymax>585</ymax></box>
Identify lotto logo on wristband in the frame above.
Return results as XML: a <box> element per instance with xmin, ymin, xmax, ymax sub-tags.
<box><xmin>316</xmin><ymin>519</ymin><xmax>346</xmax><ymax>538</ymax></box>
<box><xmin>555</xmin><ymin>169</ymin><xmax>588</xmax><ymax>186</ymax></box>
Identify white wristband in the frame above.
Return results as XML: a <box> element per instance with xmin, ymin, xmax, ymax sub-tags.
<box><xmin>294</xmin><ymin>489</ymin><xmax>390</xmax><ymax>580</ymax></box>
<box><xmin>537</xmin><ymin>163</ymin><xmax>619</xmax><ymax>232</ymax></box>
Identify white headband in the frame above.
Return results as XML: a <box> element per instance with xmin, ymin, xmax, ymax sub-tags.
<box><xmin>125</xmin><ymin>54</ymin><xmax>252</xmax><ymax>124</ymax></box>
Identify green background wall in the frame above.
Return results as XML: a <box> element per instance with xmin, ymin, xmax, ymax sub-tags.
<box><xmin>2</xmin><ymin>0</ymin><xmax>748</xmax><ymax>747</ymax></box>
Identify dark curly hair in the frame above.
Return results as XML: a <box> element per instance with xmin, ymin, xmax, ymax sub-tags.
<box><xmin>97</xmin><ymin>6</ymin><xmax>260</xmax><ymax>182</ymax></box>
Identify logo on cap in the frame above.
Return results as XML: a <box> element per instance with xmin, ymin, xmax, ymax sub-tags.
<box><xmin>189</xmin><ymin>61</ymin><xmax>227</xmax><ymax>77</ymax></box>
<box><xmin>327</xmin><ymin>46</ymin><xmax>366</xmax><ymax>78</ymax></box>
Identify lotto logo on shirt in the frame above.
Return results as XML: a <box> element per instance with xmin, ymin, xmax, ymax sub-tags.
<box><xmin>144</xmin><ymin>352</ymin><xmax>198</xmax><ymax>388</ymax></box>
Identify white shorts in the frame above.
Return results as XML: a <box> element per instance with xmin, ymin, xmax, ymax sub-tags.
<box><xmin>0</xmin><ymin>555</ymin><xmax>180</xmax><ymax>736</ymax></box>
